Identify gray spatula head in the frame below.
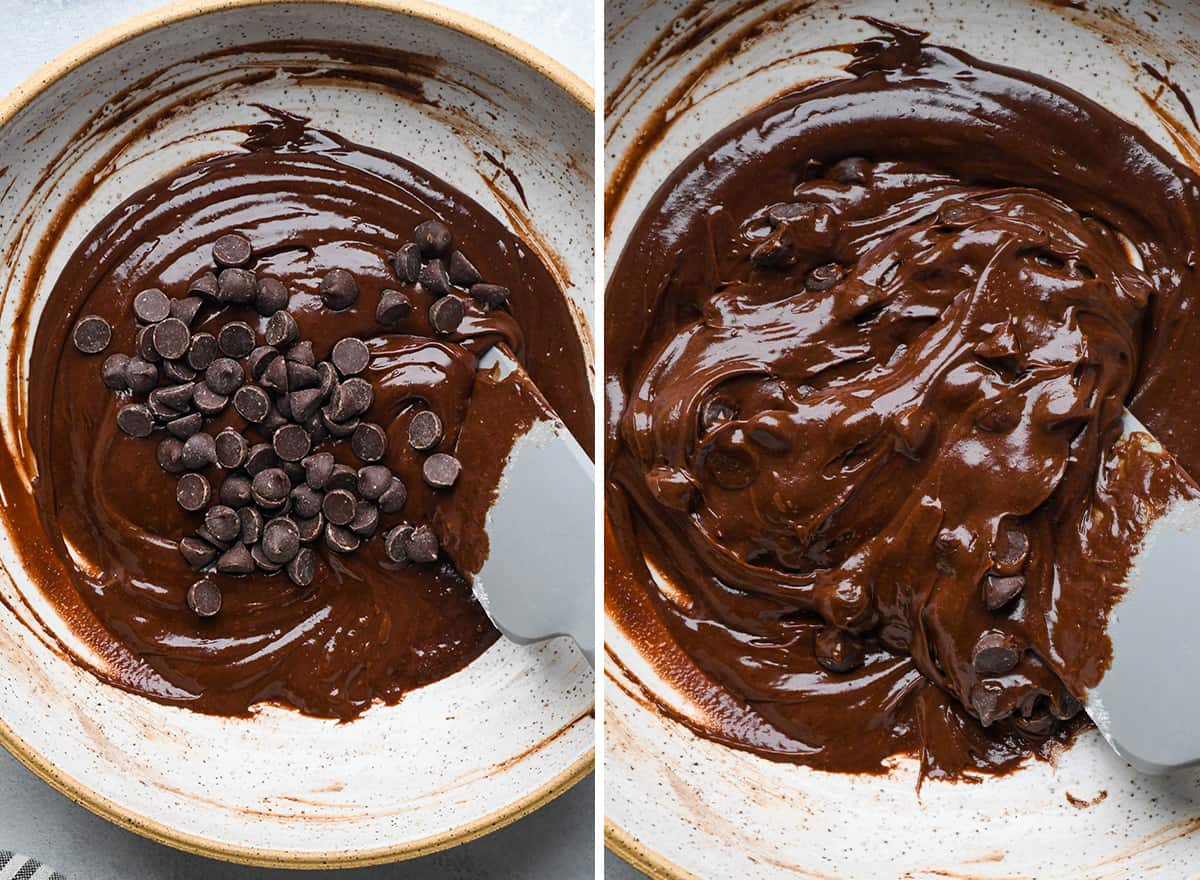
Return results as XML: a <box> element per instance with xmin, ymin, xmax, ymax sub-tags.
<box><xmin>464</xmin><ymin>346</ymin><xmax>594</xmax><ymax>665</ymax></box>
<box><xmin>1085</xmin><ymin>411</ymin><xmax>1200</xmax><ymax>774</ymax></box>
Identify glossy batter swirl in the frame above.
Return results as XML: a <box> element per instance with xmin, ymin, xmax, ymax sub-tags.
<box><xmin>14</xmin><ymin>112</ymin><xmax>591</xmax><ymax>719</ymax></box>
<box><xmin>606</xmin><ymin>23</ymin><xmax>1200</xmax><ymax>777</ymax></box>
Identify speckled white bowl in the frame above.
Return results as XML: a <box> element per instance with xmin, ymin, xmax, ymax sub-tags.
<box><xmin>604</xmin><ymin>1</ymin><xmax>1200</xmax><ymax>877</ymax></box>
<box><xmin>0</xmin><ymin>0</ymin><xmax>594</xmax><ymax>867</ymax></box>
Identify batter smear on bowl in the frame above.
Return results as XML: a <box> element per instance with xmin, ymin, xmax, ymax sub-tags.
<box><xmin>8</xmin><ymin>112</ymin><xmax>591</xmax><ymax>720</ymax></box>
<box><xmin>605</xmin><ymin>22</ymin><xmax>1200</xmax><ymax>778</ymax></box>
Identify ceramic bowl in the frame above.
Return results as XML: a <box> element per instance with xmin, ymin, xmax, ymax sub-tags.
<box><xmin>604</xmin><ymin>1</ymin><xmax>1200</xmax><ymax>877</ymax></box>
<box><xmin>0</xmin><ymin>0</ymin><xmax>594</xmax><ymax>867</ymax></box>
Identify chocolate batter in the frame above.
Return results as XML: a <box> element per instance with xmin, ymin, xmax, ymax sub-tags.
<box><xmin>8</xmin><ymin>111</ymin><xmax>591</xmax><ymax>720</ymax></box>
<box><xmin>605</xmin><ymin>22</ymin><xmax>1200</xmax><ymax>778</ymax></box>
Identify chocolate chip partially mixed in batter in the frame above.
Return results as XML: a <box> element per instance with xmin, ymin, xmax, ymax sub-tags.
<box><xmin>606</xmin><ymin>22</ymin><xmax>1200</xmax><ymax>778</ymax></box>
<box><xmin>18</xmin><ymin>112</ymin><xmax>592</xmax><ymax>720</ymax></box>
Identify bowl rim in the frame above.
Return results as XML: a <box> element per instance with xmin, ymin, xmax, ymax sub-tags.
<box><xmin>606</xmin><ymin>821</ymin><xmax>694</xmax><ymax>880</ymax></box>
<box><xmin>0</xmin><ymin>0</ymin><xmax>595</xmax><ymax>868</ymax></box>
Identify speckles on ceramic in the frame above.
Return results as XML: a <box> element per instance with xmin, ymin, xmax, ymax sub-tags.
<box><xmin>0</xmin><ymin>0</ymin><xmax>593</xmax><ymax>867</ymax></box>
<box><xmin>604</xmin><ymin>1</ymin><xmax>1200</xmax><ymax>877</ymax></box>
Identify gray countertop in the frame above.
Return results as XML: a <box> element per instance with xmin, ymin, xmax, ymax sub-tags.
<box><xmin>0</xmin><ymin>1</ymin><xmax>594</xmax><ymax>878</ymax></box>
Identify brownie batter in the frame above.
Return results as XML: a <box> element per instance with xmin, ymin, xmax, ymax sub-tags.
<box><xmin>605</xmin><ymin>22</ymin><xmax>1200</xmax><ymax>778</ymax></box>
<box><xmin>6</xmin><ymin>111</ymin><xmax>591</xmax><ymax>720</ymax></box>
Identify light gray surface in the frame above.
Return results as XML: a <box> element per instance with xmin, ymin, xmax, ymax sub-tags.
<box><xmin>0</xmin><ymin>1</ymin><xmax>594</xmax><ymax>878</ymax></box>
<box><xmin>605</xmin><ymin>849</ymin><xmax>645</xmax><ymax>879</ymax></box>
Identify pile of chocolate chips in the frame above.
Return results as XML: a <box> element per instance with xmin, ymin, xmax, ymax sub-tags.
<box><xmin>71</xmin><ymin>221</ymin><xmax>510</xmax><ymax>619</ymax></box>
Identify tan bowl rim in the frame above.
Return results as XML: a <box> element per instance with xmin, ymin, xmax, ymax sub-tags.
<box><xmin>606</xmin><ymin>820</ymin><xmax>696</xmax><ymax>880</ymax></box>
<box><xmin>0</xmin><ymin>0</ymin><xmax>595</xmax><ymax>868</ymax></box>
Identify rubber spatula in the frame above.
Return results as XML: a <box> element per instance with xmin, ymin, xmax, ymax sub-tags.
<box><xmin>446</xmin><ymin>345</ymin><xmax>594</xmax><ymax>666</ymax></box>
<box><xmin>1084</xmin><ymin>410</ymin><xmax>1200</xmax><ymax>773</ymax></box>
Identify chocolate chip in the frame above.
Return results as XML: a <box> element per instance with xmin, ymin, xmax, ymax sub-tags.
<box><xmin>448</xmin><ymin>250</ymin><xmax>482</xmax><ymax>287</ymax></box>
<box><xmin>829</xmin><ymin>157</ymin><xmax>871</xmax><ymax>184</ymax></box>
<box><xmin>216</xmin><ymin>542</ymin><xmax>255</xmax><ymax>575</ymax></box>
<box><xmin>170</xmin><ymin>296</ymin><xmax>203</xmax><ymax>326</ymax></box>
<box><xmin>124</xmin><ymin>357</ymin><xmax>159</xmax><ymax>394</ymax></box>
<box><xmin>176</xmin><ymin>473</ymin><xmax>211</xmax><ymax>511</ymax></box>
<box><xmin>419</xmin><ymin>259</ymin><xmax>451</xmax><ymax>296</ymax></box>
<box><xmin>137</xmin><ymin>325</ymin><xmax>161</xmax><ymax>363</ymax></box>
<box><xmin>288</xmin><ymin>388</ymin><xmax>323</xmax><ymax>422</ymax></box>
<box><xmin>157</xmin><ymin>438</ymin><xmax>185</xmax><ymax>474</ymax></box>
<box><xmin>356</xmin><ymin>465</ymin><xmax>392</xmax><ymax>500</ymax></box>
<box><xmin>243</xmin><ymin>444</ymin><xmax>276</xmax><ymax>477</ymax></box>
<box><xmin>814</xmin><ymin>626</ymin><xmax>865</xmax><ymax>673</ymax></box>
<box><xmin>251</xmin><ymin>467</ymin><xmax>291</xmax><ymax>506</ymax></box>
<box><xmin>319</xmin><ymin>268</ymin><xmax>358</xmax><ymax>311</ymax></box>
<box><xmin>273</xmin><ymin>423</ymin><xmax>311</xmax><ymax>462</ymax></box>
<box><xmin>303</xmin><ymin>452</ymin><xmax>335</xmax><ymax>489</ymax></box>
<box><xmin>219</xmin><ymin>473</ymin><xmax>252</xmax><ymax>508</ymax></box>
<box><xmin>413</xmin><ymin>220</ymin><xmax>452</xmax><ymax>256</ymax></box>
<box><xmin>218</xmin><ymin>268</ymin><xmax>257</xmax><ymax>304</ymax></box>
<box><xmin>286</xmin><ymin>340</ymin><xmax>315</xmax><ymax>366</ymax></box>
<box><xmin>117</xmin><ymin>403</ymin><xmax>154</xmax><ymax>437</ymax></box>
<box><xmin>806</xmin><ymin>263</ymin><xmax>844</xmax><ymax>292</ymax></box>
<box><xmin>393</xmin><ymin>242</ymin><xmax>422</xmax><ymax>282</ymax></box>
<box><xmin>286</xmin><ymin>546</ymin><xmax>316</xmax><ymax>586</ymax></box>
<box><xmin>378</xmin><ymin>478</ymin><xmax>408</xmax><ymax>513</ymax></box>
<box><xmin>212</xmin><ymin>233</ymin><xmax>253</xmax><ymax>268</ymax></box>
<box><xmin>423</xmin><ymin>453</ymin><xmax>461</xmax><ymax>489</ymax></box>
<box><xmin>376</xmin><ymin>289</ymin><xmax>413</xmax><ymax>325</ymax></box>
<box><xmin>218</xmin><ymin>321</ymin><xmax>256</xmax><ymax>358</ymax></box>
<box><xmin>188</xmin><ymin>271</ymin><xmax>219</xmax><ymax>299</ymax></box>
<box><xmin>408</xmin><ymin>410</ymin><xmax>443</xmax><ymax>451</ymax></box>
<box><xmin>262</xmin><ymin>517</ymin><xmax>301</xmax><ymax>564</ymax></box>
<box><xmin>328</xmin><ymin>463</ymin><xmax>358</xmax><ymax>493</ymax></box>
<box><xmin>405</xmin><ymin>524</ymin><xmax>439</xmax><ymax>563</ymax></box>
<box><xmin>384</xmin><ymin>525</ymin><xmax>412</xmax><ymax>562</ymax></box>
<box><xmin>317</xmin><ymin>362</ymin><xmax>338</xmax><ymax>400</ymax></box>
<box><xmin>233</xmin><ymin>385</ymin><xmax>270</xmax><ymax>422</ymax></box>
<box><xmin>239</xmin><ymin>506</ymin><xmax>263</xmax><ymax>543</ymax></box>
<box><xmin>325</xmin><ymin>377</ymin><xmax>373</xmax><ymax>422</ymax></box>
<box><xmin>324</xmin><ymin>524</ymin><xmax>361</xmax><ymax>554</ymax></box>
<box><xmin>470</xmin><ymin>283</ymin><xmax>509</xmax><ymax>309</ymax></box>
<box><xmin>349</xmin><ymin>501</ymin><xmax>379</xmax><ymax>538</ymax></box>
<box><xmin>187</xmin><ymin>333</ymin><xmax>218</xmax><ymax>371</ymax></box>
<box><xmin>322</xmin><ymin>488</ymin><xmax>357</xmax><ymax>526</ymax></box>
<box><xmin>351</xmin><ymin>422</ymin><xmax>387</xmax><ymax>462</ymax></box>
<box><xmin>181</xmin><ymin>432</ymin><xmax>216</xmax><ymax>469</ymax></box>
<box><xmin>151</xmin><ymin>382</ymin><xmax>194</xmax><ymax>413</ymax></box>
<box><xmin>286</xmin><ymin>361</ymin><xmax>320</xmax><ymax>390</ymax></box>
<box><xmin>260</xmin><ymin>356</ymin><xmax>288</xmax><ymax>395</ymax></box>
<box><xmin>322</xmin><ymin>412</ymin><xmax>359</xmax><ymax>439</ymax></box>
<box><xmin>187</xmin><ymin>579</ymin><xmax>222</xmax><ymax>617</ymax></box>
<box><xmin>429</xmin><ymin>295</ymin><xmax>464</xmax><ymax>334</ymax></box>
<box><xmin>245</xmin><ymin>347</ymin><xmax>277</xmax><ymax>381</ymax></box>
<box><xmin>970</xmin><ymin>681</ymin><xmax>1005</xmax><ymax>727</ymax></box>
<box><xmin>101</xmin><ymin>353</ymin><xmax>130</xmax><ymax>389</ymax></box>
<box><xmin>214</xmin><ymin>429</ymin><xmax>248</xmax><ymax>469</ymax></box>
<box><xmin>991</xmin><ymin>524</ymin><xmax>1029</xmax><ymax>575</ymax></box>
<box><xmin>265</xmin><ymin>311</ymin><xmax>299</xmax><ymax>347</ymax></box>
<box><xmin>73</xmin><ymin>315</ymin><xmax>111</xmax><ymax>354</ymax></box>
<box><xmin>973</xmin><ymin>632</ymin><xmax>1019</xmax><ymax>675</ymax></box>
<box><xmin>205</xmin><ymin>357</ymin><xmax>244</xmax><ymax>395</ymax></box>
<box><xmin>153</xmin><ymin>317</ymin><xmax>191</xmax><ymax>360</ymax></box>
<box><xmin>255</xmin><ymin>277</ymin><xmax>289</xmax><ymax>316</ymax></box>
<box><xmin>304</xmin><ymin>412</ymin><xmax>329</xmax><ymax>444</ymax></box>
<box><xmin>166</xmin><ymin>412</ymin><xmax>203</xmax><ymax>439</ymax></box>
<box><xmin>195</xmin><ymin>525</ymin><xmax>230</xmax><ymax>551</ymax></box>
<box><xmin>296</xmin><ymin>513</ymin><xmax>323</xmax><ymax>543</ymax></box>
<box><xmin>147</xmin><ymin>391</ymin><xmax>180</xmax><ymax>423</ymax></box>
<box><xmin>162</xmin><ymin>359</ymin><xmax>197</xmax><ymax>383</ymax></box>
<box><xmin>251</xmin><ymin>543</ymin><xmax>282</xmax><ymax>573</ymax></box>
<box><xmin>133</xmin><ymin>288</ymin><xmax>171</xmax><ymax>323</ymax></box>
<box><xmin>331</xmin><ymin>337</ymin><xmax>370</xmax><ymax>377</ymax></box>
<box><xmin>983</xmin><ymin>573</ymin><xmax>1025</xmax><ymax>611</ymax></box>
<box><xmin>205</xmin><ymin>505</ymin><xmax>241</xmax><ymax>544</ymax></box>
<box><xmin>179</xmin><ymin>536</ymin><xmax>217</xmax><ymax>570</ymax></box>
<box><xmin>290</xmin><ymin>484</ymin><xmax>323</xmax><ymax>519</ymax></box>
<box><xmin>192</xmin><ymin>383</ymin><xmax>228</xmax><ymax>417</ymax></box>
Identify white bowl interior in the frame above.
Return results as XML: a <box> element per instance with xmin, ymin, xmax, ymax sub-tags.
<box><xmin>604</xmin><ymin>0</ymin><xmax>1200</xmax><ymax>876</ymax></box>
<box><xmin>0</xmin><ymin>1</ymin><xmax>593</xmax><ymax>862</ymax></box>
